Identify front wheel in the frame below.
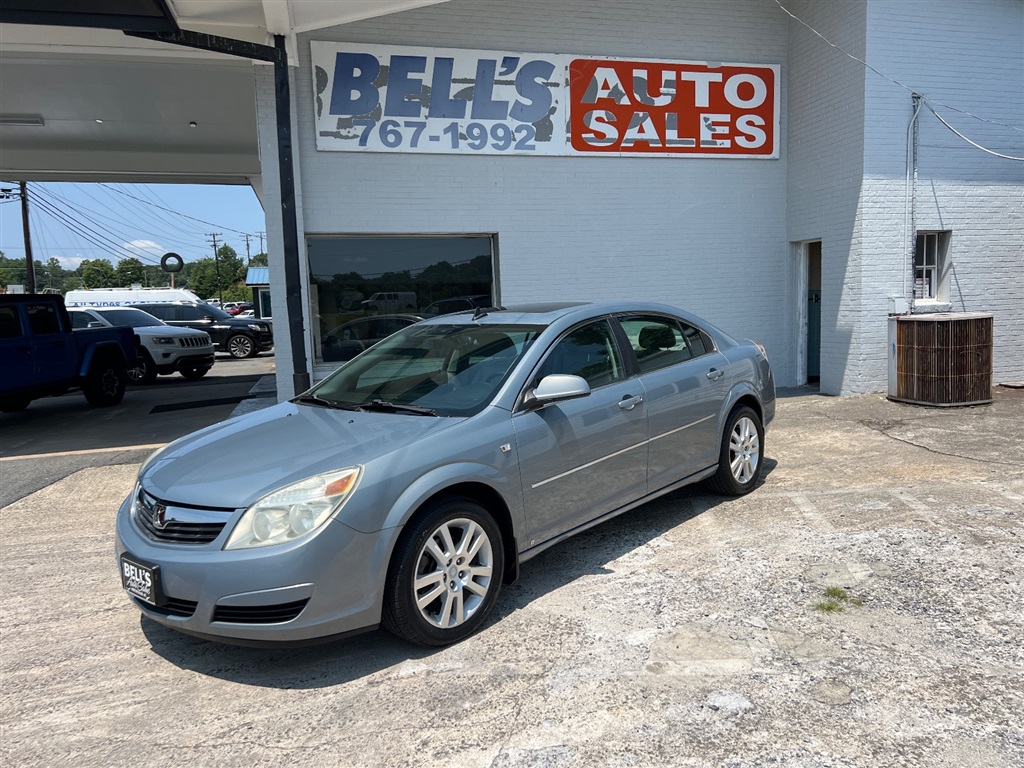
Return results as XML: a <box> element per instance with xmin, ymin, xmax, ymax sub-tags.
<box><xmin>708</xmin><ymin>405</ymin><xmax>764</xmax><ymax>496</ymax></box>
<box><xmin>83</xmin><ymin>355</ymin><xmax>127</xmax><ymax>407</ymax></box>
<box><xmin>382</xmin><ymin>498</ymin><xmax>504</xmax><ymax>646</ymax></box>
<box><xmin>226</xmin><ymin>334</ymin><xmax>256</xmax><ymax>359</ymax></box>
<box><xmin>127</xmin><ymin>350</ymin><xmax>157</xmax><ymax>384</ymax></box>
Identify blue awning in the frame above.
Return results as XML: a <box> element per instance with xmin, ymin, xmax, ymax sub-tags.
<box><xmin>245</xmin><ymin>267</ymin><xmax>270</xmax><ymax>286</ymax></box>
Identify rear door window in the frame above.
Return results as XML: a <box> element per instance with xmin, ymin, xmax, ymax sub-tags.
<box><xmin>26</xmin><ymin>304</ymin><xmax>62</xmax><ymax>335</ymax></box>
<box><xmin>70</xmin><ymin>312</ymin><xmax>94</xmax><ymax>329</ymax></box>
<box><xmin>178</xmin><ymin>305</ymin><xmax>208</xmax><ymax>321</ymax></box>
<box><xmin>0</xmin><ymin>307</ymin><xmax>23</xmax><ymax>339</ymax></box>
<box><xmin>141</xmin><ymin>305</ymin><xmax>172</xmax><ymax>321</ymax></box>
<box><xmin>619</xmin><ymin>316</ymin><xmax>691</xmax><ymax>374</ymax></box>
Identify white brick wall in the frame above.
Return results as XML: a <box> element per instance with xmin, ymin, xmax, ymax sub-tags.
<box><xmin>256</xmin><ymin>0</ymin><xmax>1022</xmax><ymax>398</ymax></box>
<box><xmin>285</xmin><ymin>0</ymin><xmax>794</xmax><ymax>385</ymax></box>
<box><xmin>786</xmin><ymin>0</ymin><xmax>869</xmax><ymax>395</ymax></box>
<box><xmin>785</xmin><ymin>0</ymin><xmax>1022</xmax><ymax>394</ymax></box>
<box><xmin>862</xmin><ymin>0</ymin><xmax>1024</xmax><ymax>390</ymax></box>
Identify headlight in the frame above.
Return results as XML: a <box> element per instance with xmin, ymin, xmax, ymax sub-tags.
<box><xmin>224</xmin><ymin>467</ymin><xmax>362</xmax><ymax>550</ymax></box>
<box><xmin>151</xmin><ymin>336</ymin><xmax>177</xmax><ymax>345</ymax></box>
<box><xmin>248</xmin><ymin>323</ymin><xmax>263</xmax><ymax>331</ymax></box>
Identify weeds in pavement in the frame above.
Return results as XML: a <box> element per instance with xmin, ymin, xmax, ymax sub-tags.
<box><xmin>814</xmin><ymin>586</ymin><xmax>863</xmax><ymax>613</ymax></box>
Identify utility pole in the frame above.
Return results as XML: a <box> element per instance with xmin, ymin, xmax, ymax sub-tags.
<box><xmin>20</xmin><ymin>182</ymin><xmax>35</xmax><ymax>294</ymax></box>
<box><xmin>256</xmin><ymin>231</ymin><xmax>265</xmax><ymax>255</ymax></box>
<box><xmin>242</xmin><ymin>233</ymin><xmax>253</xmax><ymax>264</ymax></box>
<box><xmin>207</xmin><ymin>232</ymin><xmax>223</xmax><ymax>305</ymax></box>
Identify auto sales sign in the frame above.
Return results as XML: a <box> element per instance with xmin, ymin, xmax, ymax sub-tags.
<box><xmin>311</xmin><ymin>42</ymin><xmax>779</xmax><ymax>159</ymax></box>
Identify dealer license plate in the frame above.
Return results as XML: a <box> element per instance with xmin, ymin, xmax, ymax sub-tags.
<box><xmin>120</xmin><ymin>554</ymin><xmax>162</xmax><ymax>606</ymax></box>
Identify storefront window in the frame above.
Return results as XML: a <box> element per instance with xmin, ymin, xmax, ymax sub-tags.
<box><xmin>307</xmin><ymin>235</ymin><xmax>495</xmax><ymax>363</ymax></box>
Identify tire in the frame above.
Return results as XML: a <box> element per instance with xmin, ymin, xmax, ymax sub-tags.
<box><xmin>127</xmin><ymin>350</ymin><xmax>157</xmax><ymax>384</ymax></box>
<box><xmin>1</xmin><ymin>396</ymin><xmax>31</xmax><ymax>413</ymax></box>
<box><xmin>83</xmin><ymin>354</ymin><xmax>127</xmax><ymax>407</ymax></box>
<box><xmin>179</xmin><ymin>367</ymin><xmax>209</xmax><ymax>380</ymax></box>
<box><xmin>226</xmin><ymin>334</ymin><xmax>256</xmax><ymax>359</ymax></box>
<box><xmin>708</xmin><ymin>405</ymin><xmax>764</xmax><ymax>496</ymax></box>
<box><xmin>382</xmin><ymin>497</ymin><xmax>505</xmax><ymax>646</ymax></box>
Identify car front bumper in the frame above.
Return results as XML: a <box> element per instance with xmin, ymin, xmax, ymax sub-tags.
<box><xmin>114</xmin><ymin>493</ymin><xmax>389</xmax><ymax>644</ymax></box>
<box><xmin>156</xmin><ymin>352</ymin><xmax>215</xmax><ymax>374</ymax></box>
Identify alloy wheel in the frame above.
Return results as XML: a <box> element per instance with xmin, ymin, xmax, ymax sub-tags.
<box><xmin>729</xmin><ymin>415</ymin><xmax>761</xmax><ymax>484</ymax></box>
<box><xmin>413</xmin><ymin>517</ymin><xmax>494</xmax><ymax>629</ymax></box>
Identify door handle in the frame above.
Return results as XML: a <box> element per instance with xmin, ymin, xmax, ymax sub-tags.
<box><xmin>706</xmin><ymin>368</ymin><xmax>724</xmax><ymax>382</ymax></box>
<box><xmin>618</xmin><ymin>394</ymin><xmax>644</xmax><ymax>410</ymax></box>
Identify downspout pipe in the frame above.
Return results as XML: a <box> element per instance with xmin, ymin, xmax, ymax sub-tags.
<box><xmin>904</xmin><ymin>93</ymin><xmax>922</xmax><ymax>304</ymax></box>
<box><xmin>125</xmin><ymin>29</ymin><xmax>311</xmax><ymax>394</ymax></box>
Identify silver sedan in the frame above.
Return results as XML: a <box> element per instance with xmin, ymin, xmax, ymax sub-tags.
<box><xmin>116</xmin><ymin>301</ymin><xmax>775</xmax><ymax>646</ymax></box>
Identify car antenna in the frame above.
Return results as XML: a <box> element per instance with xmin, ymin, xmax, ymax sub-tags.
<box><xmin>472</xmin><ymin>305</ymin><xmax>505</xmax><ymax>321</ymax></box>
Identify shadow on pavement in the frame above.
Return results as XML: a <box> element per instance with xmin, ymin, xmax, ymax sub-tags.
<box><xmin>140</xmin><ymin>460</ymin><xmax>778</xmax><ymax>688</ymax></box>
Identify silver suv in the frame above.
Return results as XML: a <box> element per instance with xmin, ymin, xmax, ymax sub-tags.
<box><xmin>70</xmin><ymin>307</ymin><xmax>214</xmax><ymax>383</ymax></box>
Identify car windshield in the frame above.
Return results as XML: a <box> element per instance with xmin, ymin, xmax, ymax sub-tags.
<box><xmin>307</xmin><ymin>323</ymin><xmax>544</xmax><ymax>417</ymax></box>
<box><xmin>96</xmin><ymin>308</ymin><xmax>166</xmax><ymax>328</ymax></box>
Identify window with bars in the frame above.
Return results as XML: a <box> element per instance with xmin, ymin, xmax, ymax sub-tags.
<box><xmin>914</xmin><ymin>231</ymin><xmax>949</xmax><ymax>301</ymax></box>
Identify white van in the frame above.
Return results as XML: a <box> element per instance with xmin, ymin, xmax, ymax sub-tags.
<box><xmin>360</xmin><ymin>292</ymin><xmax>418</xmax><ymax>313</ymax></box>
<box><xmin>64</xmin><ymin>287</ymin><xmax>203</xmax><ymax>307</ymax></box>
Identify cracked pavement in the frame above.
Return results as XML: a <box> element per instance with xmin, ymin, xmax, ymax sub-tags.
<box><xmin>2</xmin><ymin>389</ymin><xmax>1022</xmax><ymax>767</ymax></box>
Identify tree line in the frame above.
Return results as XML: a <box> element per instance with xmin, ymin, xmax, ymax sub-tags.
<box><xmin>0</xmin><ymin>246</ymin><xmax>268</xmax><ymax>301</ymax></box>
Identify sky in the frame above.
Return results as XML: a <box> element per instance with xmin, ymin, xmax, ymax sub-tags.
<box><xmin>0</xmin><ymin>182</ymin><xmax>267</xmax><ymax>271</ymax></box>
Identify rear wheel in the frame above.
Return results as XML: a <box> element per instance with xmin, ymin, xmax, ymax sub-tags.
<box><xmin>226</xmin><ymin>334</ymin><xmax>256</xmax><ymax>359</ymax></box>
<box><xmin>83</xmin><ymin>354</ymin><xmax>127</xmax><ymax>407</ymax></box>
<box><xmin>708</xmin><ymin>405</ymin><xmax>764</xmax><ymax>495</ymax></box>
<box><xmin>382</xmin><ymin>497</ymin><xmax>504</xmax><ymax>646</ymax></box>
<box><xmin>127</xmin><ymin>350</ymin><xmax>157</xmax><ymax>384</ymax></box>
<box><xmin>179</xmin><ymin>367</ymin><xmax>209</xmax><ymax>380</ymax></box>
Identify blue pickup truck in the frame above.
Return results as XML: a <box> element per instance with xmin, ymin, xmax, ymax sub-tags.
<box><xmin>1</xmin><ymin>294</ymin><xmax>135</xmax><ymax>412</ymax></box>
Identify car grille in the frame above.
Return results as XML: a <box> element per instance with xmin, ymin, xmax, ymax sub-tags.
<box><xmin>178</xmin><ymin>336</ymin><xmax>209</xmax><ymax>348</ymax></box>
<box><xmin>132</xmin><ymin>595</ymin><xmax>198</xmax><ymax>618</ymax></box>
<box><xmin>134</xmin><ymin>489</ymin><xmax>230</xmax><ymax>545</ymax></box>
<box><xmin>212</xmin><ymin>599</ymin><xmax>309</xmax><ymax>624</ymax></box>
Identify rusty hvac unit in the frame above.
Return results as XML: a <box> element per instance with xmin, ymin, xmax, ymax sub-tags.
<box><xmin>887</xmin><ymin>313</ymin><xmax>993</xmax><ymax>406</ymax></box>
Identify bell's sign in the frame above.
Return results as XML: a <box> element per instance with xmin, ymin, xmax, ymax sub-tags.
<box><xmin>311</xmin><ymin>42</ymin><xmax>778</xmax><ymax>159</ymax></box>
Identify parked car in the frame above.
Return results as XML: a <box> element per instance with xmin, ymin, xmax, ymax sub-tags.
<box><xmin>222</xmin><ymin>302</ymin><xmax>253</xmax><ymax>316</ymax></box>
<box><xmin>361</xmin><ymin>291</ymin><xmax>418</xmax><ymax>313</ymax></box>
<box><xmin>1</xmin><ymin>294</ymin><xmax>133</xmax><ymax>412</ymax></box>
<box><xmin>133</xmin><ymin>302</ymin><xmax>273</xmax><ymax>359</ymax></box>
<box><xmin>422</xmin><ymin>295</ymin><xmax>491</xmax><ymax>316</ymax></box>
<box><xmin>115</xmin><ymin>301</ymin><xmax>774</xmax><ymax>647</ymax></box>
<box><xmin>320</xmin><ymin>313</ymin><xmax>424</xmax><ymax>362</ymax></box>
<box><xmin>69</xmin><ymin>307</ymin><xmax>214</xmax><ymax>384</ymax></box>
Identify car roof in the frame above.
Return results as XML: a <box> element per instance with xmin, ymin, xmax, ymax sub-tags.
<box><xmin>416</xmin><ymin>300</ymin><xmax>735</xmax><ymax>342</ymax></box>
<box><xmin>73</xmin><ymin>306</ymin><xmax>142</xmax><ymax>312</ymax></box>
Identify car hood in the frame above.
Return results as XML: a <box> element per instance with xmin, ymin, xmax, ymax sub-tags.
<box><xmin>139</xmin><ymin>402</ymin><xmax>462</xmax><ymax>509</ymax></box>
<box><xmin>134</xmin><ymin>326</ymin><xmax>208</xmax><ymax>340</ymax></box>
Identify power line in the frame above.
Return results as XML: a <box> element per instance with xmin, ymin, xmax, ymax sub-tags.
<box><xmin>45</xmin><ymin>185</ymin><xmax>210</xmax><ymax>251</ymax></box>
<box><xmin>30</xmin><ymin>193</ymin><xmax>159</xmax><ymax>265</ymax></box>
<box><xmin>922</xmin><ymin>102</ymin><xmax>1024</xmax><ymax>162</ymax></box>
<box><xmin>773</xmin><ymin>0</ymin><xmax>1024</xmax><ymax>157</ymax></box>
<box><xmin>33</xmin><ymin>186</ymin><xmax>165</xmax><ymax>263</ymax></box>
<box><xmin>110</xmin><ymin>182</ymin><xmax>211</xmax><ymax>244</ymax></box>
<box><xmin>101</xmin><ymin>183</ymin><xmax>253</xmax><ymax>236</ymax></box>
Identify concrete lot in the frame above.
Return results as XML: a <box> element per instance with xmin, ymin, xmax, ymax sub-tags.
<box><xmin>1</xmin><ymin>387</ymin><xmax>1022</xmax><ymax>767</ymax></box>
<box><xmin>0</xmin><ymin>353</ymin><xmax>276</xmax><ymax>507</ymax></box>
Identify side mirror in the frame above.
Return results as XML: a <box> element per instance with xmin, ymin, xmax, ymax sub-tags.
<box><xmin>523</xmin><ymin>374</ymin><xmax>591</xmax><ymax>409</ymax></box>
